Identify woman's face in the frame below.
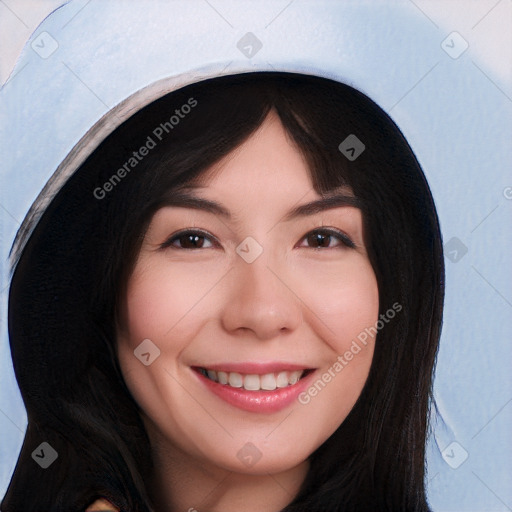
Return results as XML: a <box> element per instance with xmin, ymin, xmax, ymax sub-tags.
<box><xmin>117</xmin><ymin>110</ymin><xmax>379</xmax><ymax>476</ymax></box>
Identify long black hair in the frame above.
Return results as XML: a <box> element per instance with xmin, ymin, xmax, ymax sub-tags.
<box><xmin>2</xmin><ymin>71</ymin><xmax>444</xmax><ymax>511</ymax></box>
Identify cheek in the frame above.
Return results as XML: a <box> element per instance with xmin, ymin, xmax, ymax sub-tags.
<box><xmin>119</xmin><ymin>258</ymin><xmax>223</xmax><ymax>345</ymax></box>
<box><xmin>301</xmin><ymin>257</ymin><xmax>380</xmax><ymax>350</ymax></box>
<box><xmin>292</xmin><ymin>259</ymin><xmax>379</xmax><ymax>438</ymax></box>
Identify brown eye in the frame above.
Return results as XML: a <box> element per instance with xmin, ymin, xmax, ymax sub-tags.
<box><xmin>176</xmin><ymin>233</ymin><xmax>207</xmax><ymax>249</ymax></box>
<box><xmin>301</xmin><ymin>229</ymin><xmax>355</xmax><ymax>249</ymax></box>
<box><xmin>307</xmin><ymin>232</ymin><xmax>331</xmax><ymax>248</ymax></box>
<box><xmin>161</xmin><ymin>230</ymin><xmax>215</xmax><ymax>250</ymax></box>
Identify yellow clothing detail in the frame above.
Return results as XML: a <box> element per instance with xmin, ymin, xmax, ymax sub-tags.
<box><xmin>85</xmin><ymin>497</ymin><xmax>120</xmax><ymax>511</ymax></box>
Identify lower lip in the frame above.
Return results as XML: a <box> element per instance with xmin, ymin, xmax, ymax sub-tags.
<box><xmin>193</xmin><ymin>369</ymin><xmax>316</xmax><ymax>413</ymax></box>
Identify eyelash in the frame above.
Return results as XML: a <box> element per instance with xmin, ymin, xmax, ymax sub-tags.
<box><xmin>160</xmin><ymin>228</ymin><xmax>356</xmax><ymax>251</ymax></box>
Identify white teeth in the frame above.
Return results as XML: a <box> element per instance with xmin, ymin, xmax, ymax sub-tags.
<box><xmin>260</xmin><ymin>373</ymin><xmax>277</xmax><ymax>390</ymax></box>
<box><xmin>200</xmin><ymin>368</ymin><xmax>306</xmax><ymax>391</ymax></box>
<box><xmin>243</xmin><ymin>374</ymin><xmax>260</xmax><ymax>391</ymax></box>
<box><xmin>276</xmin><ymin>371</ymin><xmax>289</xmax><ymax>388</ymax></box>
<box><xmin>289</xmin><ymin>370</ymin><xmax>302</xmax><ymax>385</ymax></box>
<box><xmin>228</xmin><ymin>372</ymin><xmax>243</xmax><ymax>388</ymax></box>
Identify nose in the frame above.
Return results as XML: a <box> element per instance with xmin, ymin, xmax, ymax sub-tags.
<box><xmin>220</xmin><ymin>250</ymin><xmax>303</xmax><ymax>340</ymax></box>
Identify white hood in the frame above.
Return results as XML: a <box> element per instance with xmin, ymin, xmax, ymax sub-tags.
<box><xmin>1</xmin><ymin>0</ymin><xmax>447</xmax><ymax>270</ymax></box>
<box><xmin>1</xmin><ymin>1</ymin><xmax>511</xmax><ymax>510</ymax></box>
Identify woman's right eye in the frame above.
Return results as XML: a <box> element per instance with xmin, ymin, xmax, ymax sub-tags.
<box><xmin>160</xmin><ymin>229</ymin><xmax>216</xmax><ymax>250</ymax></box>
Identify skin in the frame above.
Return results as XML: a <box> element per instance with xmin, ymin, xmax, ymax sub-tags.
<box><xmin>117</xmin><ymin>110</ymin><xmax>379</xmax><ymax>512</ymax></box>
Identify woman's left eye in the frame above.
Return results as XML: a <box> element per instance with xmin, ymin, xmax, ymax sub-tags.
<box><xmin>298</xmin><ymin>228</ymin><xmax>355</xmax><ymax>249</ymax></box>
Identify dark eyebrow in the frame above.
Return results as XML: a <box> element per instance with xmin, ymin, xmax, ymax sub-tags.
<box><xmin>160</xmin><ymin>192</ymin><xmax>232</xmax><ymax>218</ymax></box>
<box><xmin>281</xmin><ymin>194</ymin><xmax>362</xmax><ymax>221</ymax></box>
<box><xmin>161</xmin><ymin>189</ymin><xmax>361</xmax><ymax>221</ymax></box>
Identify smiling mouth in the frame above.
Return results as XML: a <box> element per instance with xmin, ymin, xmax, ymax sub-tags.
<box><xmin>194</xmin><ymin>367</ymin><xmax>314</xmax><ymax>391</ymax></box>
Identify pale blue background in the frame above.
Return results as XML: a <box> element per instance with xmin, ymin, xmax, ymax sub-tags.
<box><xmin>0</xmin><ymin>1</ymin><xmax>511</xmax><ymax>510</ymax></box>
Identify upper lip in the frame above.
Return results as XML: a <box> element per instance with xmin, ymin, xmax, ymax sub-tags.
<box><xmin>192</xmin><ymin>362</ymin><xmax>314</xmax><ymax>374</ymax></box>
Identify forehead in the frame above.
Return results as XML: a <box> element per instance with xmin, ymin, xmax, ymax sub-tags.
<box><xmin>179</xmin><ymin>110</ymin><xmax>354</xmax><ymax>199</ymax></box>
